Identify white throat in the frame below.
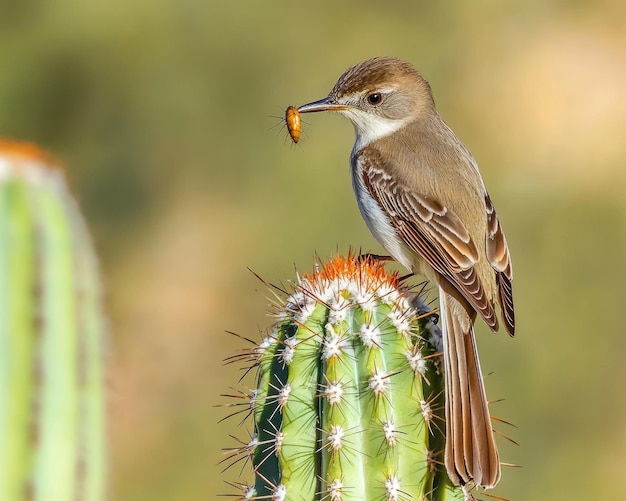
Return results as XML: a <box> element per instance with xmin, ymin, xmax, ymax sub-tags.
<box><xmin>341</xmin><ymin>108</ymin><xmax>410</xmax><ymax>151</ymax></box>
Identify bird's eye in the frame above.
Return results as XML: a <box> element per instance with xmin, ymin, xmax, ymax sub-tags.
<box><xmin>367</xmin><ymin>93</ymin><xmax>383</xmax><ymax>105</ymax></box>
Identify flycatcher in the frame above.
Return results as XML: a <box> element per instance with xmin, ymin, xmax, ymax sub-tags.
<box><xmin>296</xmin><ymin>57</ymin><xmax>514</xmax><ymax>489</ymax></box>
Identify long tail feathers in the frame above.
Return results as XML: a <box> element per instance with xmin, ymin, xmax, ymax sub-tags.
<box><xmin>440</xmin><ymin>287</ymin><xmax>501</xmax><ymax>489</ymax></box>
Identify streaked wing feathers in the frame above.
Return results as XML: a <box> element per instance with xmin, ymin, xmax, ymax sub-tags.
<box><xmin>485</xmin><ymin>194</ymin><xmax>515</xmax><ymax>336</ymax></box>
<box><xmin>360</xmin><ymin>157</ymin><xmax>499</xmax><ymax>330</ymax></box>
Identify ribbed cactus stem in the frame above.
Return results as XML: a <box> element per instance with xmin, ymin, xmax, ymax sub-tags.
<box><xmin>0</xmin><ymin>141</ymin><xmax>106</xmax><ymax>501</ymax></box>
<box><xmin>224</xmin><ymin>254</ymin><xmax>468</xmax><ymax>500</ymax></box>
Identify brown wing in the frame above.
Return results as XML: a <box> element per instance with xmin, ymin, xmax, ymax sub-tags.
<box><xmin>358</xmin><ymin>153</ymin><xmax>499</xmax><ymax>331</ymax></box>
<box><xmin>485</xmin><ymin>194</ymin><xmax>515</xmax><ymax>336</ymax></box>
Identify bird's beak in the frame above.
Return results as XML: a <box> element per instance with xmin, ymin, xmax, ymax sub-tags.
<box><xmin>297</xmin><ymin>97</ymin><xmax>348</xmax><ymax>114</ymax></box>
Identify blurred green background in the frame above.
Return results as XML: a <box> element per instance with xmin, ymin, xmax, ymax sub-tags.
<box><xmin>2</xmin><ymin>1</ymin><xmax>625</xmax><ymax>499</ymax></box>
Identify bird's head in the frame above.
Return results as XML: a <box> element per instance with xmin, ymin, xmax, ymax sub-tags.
<box><xmin>297</xmin><ymin>57</ymin><xmax>436</xmax><ymax>147</ymax></box>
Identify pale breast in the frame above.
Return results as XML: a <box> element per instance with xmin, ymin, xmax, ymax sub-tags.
<box><xmin>350</xmin><ymin>153</ymin><xmax>418</xmax><ymax>273</ymax></box>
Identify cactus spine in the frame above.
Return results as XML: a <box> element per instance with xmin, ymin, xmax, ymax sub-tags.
<box><xmin>0</xmin><ymin>141</ymin><xmax>106</xmax><ymax>501</ymax></box>
<box><xmin>224</xmin><ymin>254</ymin><xmax>468</xmax><ymax>500</ymax></box>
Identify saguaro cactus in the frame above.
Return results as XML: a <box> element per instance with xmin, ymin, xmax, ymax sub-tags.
<box><xmin>0</xmin><ymin>141</ymin><xmax>106</xmax><ymax>501</ymax></box>
<box><xmin>224</xmin><ymin>253</ymin><xmax>469</xmax><ymax>500</ymax></box>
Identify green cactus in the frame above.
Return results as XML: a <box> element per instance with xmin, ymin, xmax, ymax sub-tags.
<box><xmin>224</xmin><ymin>253</ymin><xmax>471</xmax><ymax>501</ymax></box>
<box><xmin>0</xmin><ymin>141</ymin><xmax>106</xmax><ymax>501</ymax></box>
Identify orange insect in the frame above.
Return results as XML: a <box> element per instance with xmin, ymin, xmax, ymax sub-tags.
<box><xmin>285</xmin><ymin>105</ymin><xmax>302</xmax><ymax>143</ymax></box>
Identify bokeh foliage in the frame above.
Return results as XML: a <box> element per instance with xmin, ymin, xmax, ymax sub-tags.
<box><xmin>1</xmin><ymin>1</ymin><xmax>625</xmax><ymax>499</ymax></box>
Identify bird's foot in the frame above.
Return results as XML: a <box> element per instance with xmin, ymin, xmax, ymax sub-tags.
<box><xmin>357</xmin><ymin>253</ymin><xmax>394</xmax><ymax>264</ymax></box>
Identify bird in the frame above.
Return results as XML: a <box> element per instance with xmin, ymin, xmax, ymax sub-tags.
<box><xmin>296</xmin><ymin>56</ymin><xmax>514</xmax><ymax>489</ymax></box>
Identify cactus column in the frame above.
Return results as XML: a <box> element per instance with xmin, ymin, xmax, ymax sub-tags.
<box><xmin>0</xmin><ymin>141</ymin><xmax>106</xmax><ymax>501</ymax></box>
<box><xmin>224</xmin><ymin>254</ymin><xmax>470</xmax><ymax>501</ymax></box>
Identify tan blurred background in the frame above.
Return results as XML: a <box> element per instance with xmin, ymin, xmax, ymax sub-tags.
<box><xmin>2</xmin><ymin>1</ymin><xmax>625</xmax><ymax>499</ymax></box>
